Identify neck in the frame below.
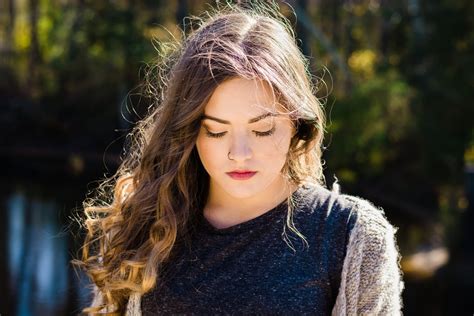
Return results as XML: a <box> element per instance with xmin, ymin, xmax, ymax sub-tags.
<box><xmin>203</xmin><ymin>176</ymin><xmax>299</xmax><ymax>229</ymax></box>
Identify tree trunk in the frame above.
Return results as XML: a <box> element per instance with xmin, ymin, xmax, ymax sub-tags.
<box><xmin>5</xmin><ymin>0</ymin><xmax>16</xmax><ymax>52</ymax></box>
<box><xmin>27</xmin><ymin>0</ymin><xmax>41</xmax><ymax>97</ymax></box>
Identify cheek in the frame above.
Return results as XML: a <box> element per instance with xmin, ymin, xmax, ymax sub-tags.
<box><xmin>196</xmin><ymin>134</ymin><xmax>223</xmax><ymax>170</ymax></box>
<box><xmin>264</xmin><ymin>129</ymin><xmax>293</xmax><ymax>155</ymax></box>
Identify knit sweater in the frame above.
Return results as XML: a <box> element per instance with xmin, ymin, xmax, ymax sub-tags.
<box><xmin>90</xmin><ymin>183</ymin><xmax>404</xmax><ymax>315</ymax></box>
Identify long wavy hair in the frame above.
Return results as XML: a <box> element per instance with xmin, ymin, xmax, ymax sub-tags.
<box><xmin>72</xmin><ymin>1</ymin><xmax>327</xmax><ymax>314</ymax></box>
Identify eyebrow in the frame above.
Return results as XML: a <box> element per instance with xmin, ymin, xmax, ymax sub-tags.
<box><xmin>201</xmin><ymin>112</ymin><xmax>277</xmax><ymax>124</ymax></box>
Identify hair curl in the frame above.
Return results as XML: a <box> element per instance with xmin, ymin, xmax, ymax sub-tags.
<box><xmin>72</xmin><ymin>1</ymin><xmax>327</xmax><ymax>314</ymax></box>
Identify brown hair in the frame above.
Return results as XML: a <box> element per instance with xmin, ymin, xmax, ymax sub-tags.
<box><xmin>72</xmin><ymin>1</ymin><xmax>326</xmax><ymax>314</ymax></box>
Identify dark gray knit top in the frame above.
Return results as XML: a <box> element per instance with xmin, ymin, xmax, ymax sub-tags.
<box><xmin>141</xmin><ymin>183</ymin><xmax>358</xmax><ymax>315</ymax></box>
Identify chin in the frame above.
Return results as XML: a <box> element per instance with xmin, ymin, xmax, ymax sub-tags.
<box><xmin>220</xmin><ymin>181</ymin><xmax>264</xmax><ymax>199</ymax></box>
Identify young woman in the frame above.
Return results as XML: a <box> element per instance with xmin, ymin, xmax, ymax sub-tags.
<box><xmin>73</xmin><ymin>2</ymin><xmax>404</xmax><ymax>315</ymax></box>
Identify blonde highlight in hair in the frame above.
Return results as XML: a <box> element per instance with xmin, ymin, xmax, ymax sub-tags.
<box><xmin>72</xmin><ymin>1</ymin><xmax>327</xmax><ymax>314</ymax></box>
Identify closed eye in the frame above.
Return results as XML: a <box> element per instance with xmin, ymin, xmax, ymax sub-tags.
<box><xmin>254</xmin><ymin>125</ymin><xmax>275</xmax><ymax>137</ymax></box>
<box><xmin>204</xmin><ymin>126</ymin><xmax>275</xmax><ymax>138</ymax></box>
<box><xmin>205</xmin><ymin>130</ymin><xmax>226</xmax><ymax>138</ymax></box>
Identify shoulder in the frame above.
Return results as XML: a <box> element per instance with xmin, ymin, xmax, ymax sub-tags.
<box><xmin>309</xmin><ymin>179</ymin><xmax>395</xmax><ymax>232</ymax></box>
<box><xmin>295</xmin><ymin>182</ymin><xmax>359</xmax><ymax>228</ymax></box>
<box><xmin>292</xmin><ymin>183</ymin><xmax>361</xmax><ymax>247</ymax></box>
<box><xmin>338</xmin><ymin>191</ymin><xmax>399</xmax><ymax>250</ymax></box>
<box><xmin>341</xmin><ymin>192</ymin><xmax>394</xmax><ymax>226</ymax></box>
<box><xmin>296</xmin><ymin>182</ymin><xmax>358</xmax><ymax>217</ymax></box>
<box><xmin>336</xmin><ymin>189</ymin><xmax>400</xmax><ymax>263</ymax></box>
<box><xmin>297</xmin><ymin>181</ymin><xmax>398</xmax><ymax>247</ymax></box>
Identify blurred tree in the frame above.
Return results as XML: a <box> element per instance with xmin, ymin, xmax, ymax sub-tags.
<box><xmin>27</xmin><ymin>0</ymin><xmax>41</xmax><ymax>98</ymax></box>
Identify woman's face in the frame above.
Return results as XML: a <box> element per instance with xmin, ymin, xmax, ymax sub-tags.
<box><xmin>196</xmin><ymin>77</ymin><xmax>295</xmax><ymax>200</ymax></box>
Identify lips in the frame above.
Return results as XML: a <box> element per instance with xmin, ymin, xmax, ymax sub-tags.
<box><xmin>226</xmin><ymin>171</ymin><xmax>257</xmax><ymax>180</ymax></box>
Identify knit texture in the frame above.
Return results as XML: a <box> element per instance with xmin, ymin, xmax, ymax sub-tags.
<box><xmin>89</xmin><ymin>188</ymin><xmax>404</xmax><ymax>315</ymax></box>
<box><xmin>332</xmin><ymin>193</ymin><xmax>404</xmax><ymax>315</ymax></box>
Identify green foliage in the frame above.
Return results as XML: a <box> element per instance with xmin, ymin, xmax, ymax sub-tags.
<box><xmin>1</xmin><ymin>0</ymin><xmax>472</xmax><ymax>205</ymax></box>
<box><xmin>326</xmin><ymin>69</ymin><xmax>415</xmax><ymax>182</ymax></box>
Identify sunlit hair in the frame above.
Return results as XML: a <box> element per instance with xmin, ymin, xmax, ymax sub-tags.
<box><xmin>72</xmin><ymin>1</ymin><xmax>327</xmax><ymax>314</ymax></box>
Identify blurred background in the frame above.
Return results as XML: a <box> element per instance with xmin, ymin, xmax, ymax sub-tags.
<box><xmin>1</xmin><ymin>0</ymin><xmax>473</xmax><ymax>315</ymax></box>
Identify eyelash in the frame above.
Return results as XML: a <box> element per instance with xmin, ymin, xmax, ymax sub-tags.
<box><xmin>205</xmin><ymin>126</ymin><xmax>275</xmax><ymax>138</ymax></box>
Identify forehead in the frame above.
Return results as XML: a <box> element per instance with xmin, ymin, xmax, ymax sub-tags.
<box><xmin>204</xmin><ymin>77</ymin><xmax>284</xmax><ymax>120</ymax></box>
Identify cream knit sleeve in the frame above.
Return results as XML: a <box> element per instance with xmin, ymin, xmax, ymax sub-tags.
<box><xmin>90</xmin><ymin>283</ymin><xmax>105</xmax><ymax>309</ymax></box>
<box><xmin>89</xmin><ymin>283</ymin><xmax>142</xmax><ymax>315</ymax></box>
<box><xmin>331</xmin><ymin>195</ymin><xmax>405</xmax><ymax>316</ymax></box>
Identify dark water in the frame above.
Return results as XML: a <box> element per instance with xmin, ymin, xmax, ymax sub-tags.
<box><xmin>1</xmin><ymin>176</ymin><xmax>94</xmax><ymax>316</ymax></box>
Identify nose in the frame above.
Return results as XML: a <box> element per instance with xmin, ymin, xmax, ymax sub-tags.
<box><xmin>228</xmin><ymin>134</ymin><xmax>252</xmax><ymax>162</ymax></box>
